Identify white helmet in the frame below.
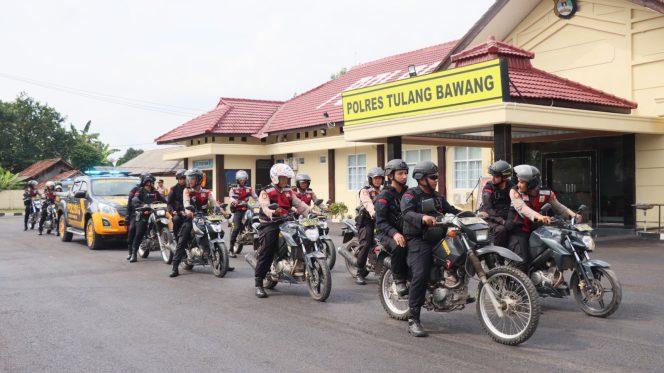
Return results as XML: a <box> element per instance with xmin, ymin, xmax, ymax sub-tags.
<box><xmin>45</xmin><ymin>181</ymin><xmax>55</xmax><ymax>189</ymax></box>
<box><xmin>270</xmin><ymin>163</ymin><xmax>294</xmax><ymax>185</ymax></box>
<box><xmin>235</xmin><ymin>170</ymin><xmax>249</xmax><ymax>181</ymax></box>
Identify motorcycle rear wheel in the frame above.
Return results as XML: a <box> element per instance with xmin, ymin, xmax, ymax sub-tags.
<box><xmin>306</xmin><ymin>258</ymin><xmax>331</xmax><ymax>302</ymax></box>
<box><xmin>477</xmin><ymin>266</ymin><xmax>540</xmax><ymax>345</ymax></box>
<box><xmin>378</xmin><ymin>266</ymin><xmax>409</xmax><ymax>321</ymax></box>
<box><xmin>137</xmin><ymin>239</ymin><xmax>150</xmax><ymax>258</ymax></box>
<box><xmin>211</xmin><ymin>242</ymin><xmax>230</xmax><ymax>278</ymax></box>
<box><xmin>159</xmin><ymin>227</ymin><xmax>174</xmax><ymax>264</ymax></box>
<box><xmin>570</xmin><ymin>268</ymin><xmax>621</xmax><ymax>318</ymax></box>
<box><xmin>342</xmin><ymin>238</ymin><xmax>359</xmax><ymax>278</ymax></box>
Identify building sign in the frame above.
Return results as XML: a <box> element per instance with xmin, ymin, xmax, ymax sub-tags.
<box><xmin>342</xmin><ymin>59</ymin><xmax>509</xmax><ymax>126</ymax></box>
<box><xmin>192</xmin><ymin>159</ymin><xmax>213</xmax><ymax>169</ymax></box>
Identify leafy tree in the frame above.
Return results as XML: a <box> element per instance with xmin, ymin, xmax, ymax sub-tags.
<box><xmin>0</xmin><ymin>166</ymin><xmax>22</xmax><ymax>191</ymax></box>
<box><xmin>330</xmin><ymin>67</ymin><xmax>347</xmax><ymax>80</ymax></box>
<box><xmin>116</xmin><ymin>147</ymin><xmax>144</xmax><ymax>165</ymax></box>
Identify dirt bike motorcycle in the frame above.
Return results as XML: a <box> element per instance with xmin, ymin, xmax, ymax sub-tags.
<box><xmin>135</xmin><ymin>203</ymin><xmax>176</xmax><ymax>264</ymax></box>
<box><xmin>379</xmin><ymin>203</ymin><xmax>540</xmax><ymax>345</ymax></box>
<box><xmin>245</xmin><ymin>204</ymin><xmax>332</xmax><ymax>301</ymax></box>
<box><xmin>229</xmin><ymin>201</ymin><xmax>260</xmax><ymax>255</ymax></box>
<box><xmin>28</xmin><ymin>197</ymin><xmax>43</xmax><ymax>230</ymax></box>
<box><xmin>174</xmin><ymin>206</ymin><xmax>231</xmax><ymax>278</ymax></box>
<box><xmin>522</xmin><ymin>204</ymin><xmax>622</xmax><ymax>318</ymax></box>
<box><xmin>39</xmin><ymin>200</ymin><xmax>56</xmax><ymax>234</ymax></box>
<box><xmin>338</xmin><ymin>218</ymin><xmax>391</xmax><ymax>280</ymax></box>
<box><xmin>310</xmin><ymin>200</ymin><xmax>336</xmax><ymax>270</ymax></box>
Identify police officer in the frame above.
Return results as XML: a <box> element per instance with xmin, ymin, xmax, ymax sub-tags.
<box><xmin>478</xmin><ymin>160</ymin><xmax>514</xmax><ymax>247</ymax></box>
<box><xmin>170</xmin><ymin>169</ymin><xmax>233</xmax><ymax>277</ymax></box>
<box><xmin>374</xmin><ymin>159</ymin><xmax>409</xmax><ymax>295</ymax></box>
<box><xmin>254</xmin><ymin>163</ymin><xmax>311</xmax><ymax>298</ymax></box>
<box><xmin>129</xmin><ymin>173</ymin><xmax>166</xmax><ymax>263</ymax></box>
<box><xmin>229</xmin><ymin>170</ymin><xmax>258</xmax><ymax>258</ymax></box>
<box><xmin>167</xmin><ymin>169</ymin><xmax>187</xmax><ymax>244</ymax></box>
<box><xmin>354</xmin><ymin>167</ymin><xmax>384</xmax><ymax>285</ymax></box>
<box><xmin>292</xmin><ymin>174</ymin><xmax>318</xmax><ymax>206</ymax></box>
<box><xmin>401</xmin><ymin>161</ymin><xmax>460</xmax><ymax>337</ymax></box>
<box><xmin>54</xmin><ymin>184</ymin><xmax>63</xmax><ymax>237</ymax></box>
<box><xmin>23</xmin><ymin>180</ymin><xmax>40</xmax><ymax>231</ymax></box>
<box><xmin>38</xmin><ymin>181</ymin><xmax>57</xmax><ymax>235</ymax></box>
<box><xmin>125</xmin><ymin>173</ymin><xmax>147</xmax><ymax>261</ymax></box>
<box><xmin>507</xmin><ymin>165</ymin><xmax>580</xmax><ymax>272</ymax></box>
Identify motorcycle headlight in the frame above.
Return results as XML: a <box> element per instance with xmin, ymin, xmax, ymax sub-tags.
<box><xmin>99</xmin><ymin>203</ymin><xmax>117</xmax><ymax>215</ymax></box>
<box><xmin>475</xmin><ymin>229</ymin><xmax>489</xmax><ymax>242</ymax></box>
<box><xmin>582</xmin><ymin>235</ymin><xmax>596</xmax><ymax>251</ymax></box>
<box><xmin>319</xmin><ymin>221</ymin><xmax>328</xmax><ymax>230</ymax></box>
<box><xmin>156</xmin><ymin>209</ymin><xmax>166</xmax><ymax>216</ymax></box>
<box><xmin>210</xmin><ymin>223</ymin><xmax>223</xmax><ymax>233</ymax></box>
<box><xmin>304</xmin><ymin>228</ymin><xmax>320</xmax><ymax>242</ymax></box>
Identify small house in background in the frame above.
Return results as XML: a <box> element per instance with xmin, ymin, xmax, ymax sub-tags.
<box><xmin>17</xmin><ymin>158</ymin><xmax>83</xmax><ymax>189</ymax></box>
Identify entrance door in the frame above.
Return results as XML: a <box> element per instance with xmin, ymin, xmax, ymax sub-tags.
<box><xmin>543</xmin><ymin>151</ymin><xmax>597</xmax><ymax>225</ymax></box>
<box><xmin>255</xmin><ymin>159</ymin><xmax>273</xmax><ymax>191</ymax></box>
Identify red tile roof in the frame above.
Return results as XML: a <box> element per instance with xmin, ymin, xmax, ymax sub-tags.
<box><xmin>156</xmin><ymin>98</ymin><xmax>283</xmax><ymax>143</ymax></box>
<box><xmin>19</xmin><ymin>158</ymin><xmax>74</xmax><ymax>178</ymax></box>
<box><xmin>451</xmin><ymin>37</ymin><xmax>637</xmax><ymax>110</ymax></box>
<box><xmin>37</xmin><ymin>170</ymin><xmax>82</xmax><ymax>189</ymax></box>
<box><xmin>258</xmin><ymin>41</ymin><xmax>458</xmax><ymax>135</ymax></box>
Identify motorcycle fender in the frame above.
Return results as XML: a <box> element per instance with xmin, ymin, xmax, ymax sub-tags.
<box><xmin>475</xmin><ymin>245</ymin><xmax>523</xmax><ymax>263</ymax></box>
<box><xmin>209</xmin><ymin>238</ymin><xmax>223</xmax><ymax>245</ymax></box>
<box><xmin>304</xmin><ymin>251</ymin><xmax>326</xmax><ymax>268</ymax></box>
<box><xmin>580</xmin><ymin>259</ymin><xmax>610</xmax><ymax>272</ymax></box>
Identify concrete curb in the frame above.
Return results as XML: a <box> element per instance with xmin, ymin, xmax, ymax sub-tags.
<box><xmin>0</xmin><ymin>212</ymin><xmax>24</xmax><ymax>217</ymax></box>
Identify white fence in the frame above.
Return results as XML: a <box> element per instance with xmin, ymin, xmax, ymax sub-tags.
<box><xmin>0</xmin><ymin>190</ymin><xmax>25</xmax><ymax>210</ymax></box>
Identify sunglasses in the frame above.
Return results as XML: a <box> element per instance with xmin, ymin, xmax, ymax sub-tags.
<box><xmin>427</xmin><ymin>175</ymin><xmax>439</xmax><ymax>181</ymax></box>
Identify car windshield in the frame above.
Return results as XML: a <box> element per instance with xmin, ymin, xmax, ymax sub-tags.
<box><xmin>91</xmin><ymin>179</ymin><xmax>137</xmax><ymax>196</ymax></box>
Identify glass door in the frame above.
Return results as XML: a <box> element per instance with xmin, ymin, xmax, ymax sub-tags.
<box><xmin>544</xmin><ymin>152</ymin><xmax>597</xmax><ymax>225</ymax></box>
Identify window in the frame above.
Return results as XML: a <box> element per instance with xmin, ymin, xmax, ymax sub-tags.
<box><xmin>454</xmin><ymin>147</ymin><xmax>482</xmax><ymax>188</ymax></box>
<box><xmin>347</xmin><ymin>153</ymin><xmax>367</xmax><ymax>190</ymax></box>
<box><xmin>241</xmin><ymin>137</ymin><xmax>247</xmax><ymax>142</ymax></box>
<box><xmin>192</xmin><ymin>159</ymin><xmax>213</xmax><ymax>169</ymax></box>
<box><xmin>297</xmin><ymin>157</ymin><xmax>305</xmax><ymax>165</ymax></box>
<box><xmin>319</xmin><ymin>156</ymin><xmax>326</xmax><ymax>164</ymax></box>
<box><xmin>403</xmin><ymin>149</ymin><xmax>432</xmax><ymax>187</ymax></box>
<box><xmin>296</xmin><ymin>133</ymin><xmax>301</xmax><ymax>139</ymax></box>
<box><xmin>229</xmin><ymin>137</ymin><xmax>235</xmax><ymax>141</ymax></box>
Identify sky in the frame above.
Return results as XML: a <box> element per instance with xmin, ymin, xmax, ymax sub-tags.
<box><xmin>0</xmin><ymin>0</ymin><xmax>494</xmax><ymax>161</ymax></box>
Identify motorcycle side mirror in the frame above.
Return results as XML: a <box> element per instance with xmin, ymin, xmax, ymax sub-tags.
<box><xmin>220</xmin><ymin>203</ymin><xmax>228</xmax><ymax>210</ymax></box>
<box><xmin>421</xmin><ymin>198</ymin><xmax>436</xmax><ymax>214</ymax></box>
<box><xmin>326</xmin><ymin>199</ymin><xmax>332</xmax><ymax>205</ymax></box>
<box><xmin>314</xmin><ymin>199</ymin><xmax>324</xmax><ymax>206</ymax></box>
<box><xmin>577</xmin><ymin>204</ymin><xmax>587</xmax><ymax>213</ymax></box>
<box><xmin>540</xmin><ymin>203</ymin><xmax>552</xmax><ymax>214</ymax></box>
<box><xmin>268</xmin><ymin>203</ymin><xmax>279</xmax><ymax>210</ymax></box>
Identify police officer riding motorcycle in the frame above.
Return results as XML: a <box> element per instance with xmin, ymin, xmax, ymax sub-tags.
<box><xmin>401</xmin><ymin>161</ymin><xmax>461</xmax><ymax>337</ymax></box>
<box><xmin>129</xmin><ymin>173</ymin><xmax>167</xmax><ymax>263</ymax></box>
<box><xmin>126</xmin><ymin>173</ymin><xmax>148</xmax><ymax>261</ymax></box>
<box><xmin>38</xmin><ymin>181</ymin><xmax>57</xmax><ymax>235</ymax></box>
<box><xmin>292</xmin><ymin>174</ymin><xmax>318</xmax><ymax>207</ymax></box>
<box><xmin>478</xmin><ymin>160</ymin><xmax>514</xmax><ymax>247</ymax></box>
<box><xmin>23</xmin><ymin>180</ymin><xmax>41</xmax><ymax>231</ymax></box>
<box><xmin>375</xmin><ymin>159</ymin><xmax>410</xmax><ymax>296</ymax></box>
<box><xmin>229</xmin><ymin>170</ymin><xmax>258</xmax><ymax>258</ymax></box>
<box><xmin>167</xmin><ymin>169</ymin><xmax>187</xmax><ymax>244</ymax></box>
<box><xmin>353</xmin><ymin>167</ymin><xmax>384</xmax><ymax>285</ymax></box>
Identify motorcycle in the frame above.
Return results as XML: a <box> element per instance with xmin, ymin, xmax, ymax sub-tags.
<box><xmin>522</xmin><ymin>204</ymin><xmax>622</xmax><ymax>317</ymax></box>
<box><xmin>41</xmin><ymin>201</ymin><xmax>56</xmax><ymax>234</ymax></box>
<box><xmin>176</xmin><ymin>208</ymin><xmax>231</xmax><ymax>278</ymax></box>
<box><xmin>29</xmin><ymin>197</ymin><xmax>43</xmax><ymax>230</ymax></box>
<box><xmin>136</xmin><ymin>203</ymin><xmax>176</xmax><ymax>264</ymax></box>
<box><xmin>338</xmin><ymin>218</ymin><xmax>391</xmax><ymax>280</ymax></box>
<box><xmin>379</xmin><ymin>201</ymin><xmax>540</xmax><ymax>345</ymax></box>
<box><xmin>310</xmin><ymin>199</ymin><xmax>336</xmax><ymax>270</ymax></box>
<box><xmin>245</xmin><ymin>204</ymin><xmax>332</xmax><ymax>301</ymax></box>
<box><xmin>229</xmin><ymin>201</ymin><xmax>260</xmax><ymax>255</ymax></box>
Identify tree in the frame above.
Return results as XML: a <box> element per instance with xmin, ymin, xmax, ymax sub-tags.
<box><xmin>0</xmin><ymin>166</ymin><xmax>22</xmax><ymax>191</ymax></box>
<box><xmin>330</xmin><ymin>67</ymin><xmax>347</xmax><ymax>80</ymax></box>
<box><xmin>116</xmin><ymin>147</ymin><xmax>144</xmax><ymax>165</ymax></box>
<box><xmin>68</xmin><ymin>120</ymin><xmax>118</xmax><ymax>170</ymax></box>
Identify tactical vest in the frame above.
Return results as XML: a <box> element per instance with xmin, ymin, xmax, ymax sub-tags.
<box><xmin>375</xmin><ymin>186</ymin><xmax>404</xmax><ymax>235</ymax></box>
<box><xmin>293</xmin><ymin>187</ymin><xmax>314</xmax><ymax>205</ymax></box>
<box><xmin>482</xmin><ymin>180</ymin><xmax>513</xmax><ymax>219</ymax></box>
<box><xmin>507</xmin><ymin>187</ymin><xmax>553</xmax><ymax>233</ymax></box>
<box><xmin>260</xmin><ymin>185</ymin><xmax>295</xmax><ymax>220</ymax></box>
<box><xmin>187</xmin><ymin>188</ymin><xmax>212</xmax><ymax>211</ymax></box>
<box><xmin>231</xmin><ymin>186</ymin><xmax>253</xmax><ymax>211</ymax></box>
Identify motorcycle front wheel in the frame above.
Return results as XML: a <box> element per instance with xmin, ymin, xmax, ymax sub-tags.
<box><xmin>211</xmin><ymin>242</ymin><xmax>230</xmax><ymax>278</ymax></box>
<box><xmin>477</xmin><ymin>266</ymin><xmax>540</xmax><ymax>346</ymax></box>
<box><xmin>341</xmin><ymin>238</ymin><xmax>359</xmax><ymax>278</ymax></box>
<box><xmin>570</xmin><ymin>267</ymin><xmax>622</xmax><ymax>318</ymax></box>
<box><xmin>137</xmin><ymin>238</ymin><xmax>151</xmax><ymax>258</ymax></box>
<box><xmin>322</xmin><ymin>238</ymin><xmax>336</xmax><ymax>270</ymax></box>
<box><xmin>378</xmin><ymin>266</ymin><xmax>409</xmax><ymax>320</ymax></box>
<box><xmin>159</xmin><ymin>226</ymin><xmax>174</xmax><ymax>264</ymax></box>
<box><xmin>306</xmin><ymin>258</ymin><xmax>331</xmax><ymax>302</ymax></box>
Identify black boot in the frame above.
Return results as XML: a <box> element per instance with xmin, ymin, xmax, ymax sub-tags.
<box><xmin>229</xmin><ymin>242</ymin><xmax>237</xmax><ymax>258</ymax></box>
<box><xmin>395</xmin><ymin>281</ymin><xmax>409</xmax><ymax>297</ymax></box>
<box><xmin>408</xmin><ymin>307</ymin><xmax>428</xmax><ymax>337</ymax></box>
<box><xmin>129</xmin><ymin>252</ymin><xmax>137</xmax><ymax>263</ymax></box>
<box><xmin>255</xmin><ymin>286</ymin><xmax>267</xmax><ymax>298</ymax></box>
<box><xmin>38</xmin><ymin>229</ymin><xmax>43</xmax><ymax>235</ymax></box>
<box><xmin>169</xmin><ymin>269</ymin><xmax>179</xmax><ymax>278</ymax></box>
<box><xmin>355</xmin><ymin>271</ymin><xmax>366</xmax><ymax>285</ymax></box>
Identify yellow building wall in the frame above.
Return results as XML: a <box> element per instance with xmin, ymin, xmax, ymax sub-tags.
<box><xmin>504</xmin><ymin>0</ymin><xmax>664</xmax><ymax>226</ymax></box>
<box><xmin>292</xmin><ymin>150</ymin><xmax>330</xmax><ymax>202</ymax></box>
<box><xmin>333</xmin><ymin>145</ymin><xmax>379</xmax><ymax>217</ymax></box>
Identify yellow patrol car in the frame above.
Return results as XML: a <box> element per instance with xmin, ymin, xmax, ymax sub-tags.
<box><xmin>58</xmin><ymin>171</ymin><xmax>139</xmax><ymax>249</ymax></box>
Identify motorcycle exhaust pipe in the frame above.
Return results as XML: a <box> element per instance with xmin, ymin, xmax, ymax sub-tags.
<box><xmin>245</xmin><ymin>252</ymin><xmax>257</xmax><ymax>269</ymax></box>
<box><xmin>337</xmin><ymin>244</ymin><xmax>358</xmax><ymax>267</ymax></box>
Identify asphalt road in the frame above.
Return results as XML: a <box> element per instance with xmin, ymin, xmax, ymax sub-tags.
<box><xmin>1</xmin><ymin>215</ymin><xmax>663</xmax><ymax>373</ymax></box>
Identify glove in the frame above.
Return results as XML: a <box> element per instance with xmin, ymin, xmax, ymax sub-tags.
<box><xmin>273</xmin><ymin>207</ymin><xmax>288</xmax><ymax>217</ymax></box>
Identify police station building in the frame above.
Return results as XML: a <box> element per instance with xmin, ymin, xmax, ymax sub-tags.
<box><xmin>157</xmin><ymin>0</ymin><xmax>664</xmax><ymax>231</ymax></box>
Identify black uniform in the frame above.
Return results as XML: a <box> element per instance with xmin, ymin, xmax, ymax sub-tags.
<box><xmin>23</xmin><ymin>188</ymin><xmax>39</xmax><ymax>229</ymax></box>
<box><xmin>167</xmin><ymin>183</ymin><xmax>186</xmax><ymax>242</ymax></box>
<box><xmin>374</xmin><ymin>186</ymin><xmax>407</xmax><ymax>283</ymax></box>
<box><xmin>38</xmin><ymin>188</ymin><xmax>57</xmax><ymax>233</ymax></box>
<box><xmin>356</xmin><ymin>185</ymin><xmax>379</xmax><ymax>270</ymax></box>
<box><xmin>401</xmin><ymin>186</ymin><xmax>460</xmax><ymax>310</ymax></box>
<box><xmin>479</xmin><ymin>179</ymin><xmax>514</xmax><ymax>247</ymax></box>
<box><xmin>126</xmin><ymin>186</ymin><xmax>140</xmax><ymax>257</ymax></box>
<box><xmin>131</xmin><ymin>187</ymin><xmax>166</xmax><ymax>256</ymax></box>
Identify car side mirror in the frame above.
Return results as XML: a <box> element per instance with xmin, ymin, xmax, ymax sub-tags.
<box><xmin>421</xmin><ymin>198</ymin><xmax>436</xmax><ymax>214</ymax></box>
<box><xmin>268</xmin><ymin>203</ymin><xmax>279</xmax><ymax>210</ymax></box>
<box><xmin>74</xmin><ymin>191</ymin><xmax>87</xmax><ymax>199</ymax></box>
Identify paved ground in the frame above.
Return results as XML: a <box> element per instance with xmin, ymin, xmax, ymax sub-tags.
<box><xmin>1</xmin><ymin>215</ymin><xmax>663</xmax><ymax>373</ymax></box>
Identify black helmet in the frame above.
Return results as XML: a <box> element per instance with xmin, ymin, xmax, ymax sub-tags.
<box><xmin>140</xmin><ymin>173</ymin><xmax>156</xmax><ymax>186</ymax></box>
<box><xmin>367</xmin><ymin>167</ymin><xmax>385</xmax><ymax>184</ymax></box>
<box><xmin>412</xmin><ymin>161</ymin><xmax>438</xmax><ymax>181</ymax></box>
<box><xmin>185</xmin><ymin>169</ymin><xmax>204</xmax><ymax>187</ymax></box>
<box><xmin>175</xmin><ymin>169</ymin><xmax>187</xmax><ymax>179</ymax></box>
<box><xmin>489</xmin><ymin>160</ymin><xmax>512</xmax><ymax>177</ymax></box>
<box><xmin>27</xmin><ymin>180</ymin><xmax>38</xmax><ymax>188</ymax></box>
<box><xmin>384</xmin><ymin>159</ymin><xmax>409</xmax><ymax>178</ymax></box>
<box><xmin>295</xmin><ymin>174</ymin><xmax>311</xmax><ymax>183</ymax></box>
<box><xmin>514</xmin><ymin>165</ymin><xmax>541</xmax><ymax>190</ymax></box>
